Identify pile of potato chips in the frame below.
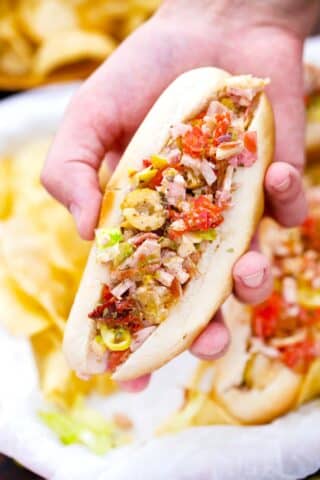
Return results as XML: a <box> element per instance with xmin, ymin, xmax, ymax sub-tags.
<box><xmin>0</xmin><ymin>138</ymin><xmax>116</xmax><ymax>408</ymax></box>
<box><xmin>0</xmin><ymin>0</ymin><xmax>161</xmax><ymax>90</ymax></box>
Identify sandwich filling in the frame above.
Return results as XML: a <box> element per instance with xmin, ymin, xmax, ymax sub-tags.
<box><xmin>89</xmin><ymin>76</ymin><xmax>267</xmax><ymax>372</ymax></box>
<box><xmin>243</xmin><ymin>190</ymin><xmax>320</xmax><ymax>388</ymax></box>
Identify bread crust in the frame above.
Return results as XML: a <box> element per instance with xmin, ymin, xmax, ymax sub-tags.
<box><xmin>306</xmin><ymin>122</ymin><xmax>320</xmax><ymax>163</ymax></box>
<box><xmin>63</xmin><ymin>67</ymin><xmax>274</xmax><ymax>381</ymax></box>
<box><xmin>211</xmin><ymin>297</ymin><xmax>302</xmax><ymax>425</ymax></box>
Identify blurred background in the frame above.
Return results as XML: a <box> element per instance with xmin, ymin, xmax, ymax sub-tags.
<box><xmin>0</xmin><ymin>0</ymin><xmax>161</xmax><ymax>91</ymax></box>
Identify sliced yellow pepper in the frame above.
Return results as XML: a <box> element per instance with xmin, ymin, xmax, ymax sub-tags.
<box><xmin>134</xmin><ymin>166</ymin><xmax>158</xmax><ymax>185</ymax></box>
<box><xmin>298</xmin><ymin>287</ymin><xmax>320</xmax><ymax>309</ymax></box>
<box><xmin>100</xmin><ymin>326</ymin><xmax>131</xmax><ymax>352</ymax></box>
<box><xmin>150</xmin><ymin>154</ymin><xmax>168</xmax><ymax>169</ymax></box>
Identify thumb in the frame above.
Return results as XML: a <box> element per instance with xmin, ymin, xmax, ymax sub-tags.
<box><xmin>41</xmin><ymin>74</ymin><xmax>121</xmax><ymax>240</ymax></box>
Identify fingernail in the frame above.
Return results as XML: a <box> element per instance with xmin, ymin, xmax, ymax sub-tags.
<box><xmin>70</xmin><ymin>203</ymin><xmax>82</xmax><ymax>228</ymax></box>
<box><xmin>273</xmin><ymin>175</ymin><xmax>291</xmax><ymax>193</ymax></box>
<box><xmin>241</xmin><ymin>270</ymin><xmax>265</xmax><ymax>288</ymax></box>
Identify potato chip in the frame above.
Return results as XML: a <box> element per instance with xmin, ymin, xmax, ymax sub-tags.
<box><xmin>9</xmin><ymin>137</ymin><xmax>90</xmax><ymax>275</ymax></box>
<box><xmin>0</xmin><ymin>156</ymin><xmax>13</xmax><ymax>220</ymax></box>
<box><xmin>0</xmin><ymin>136</ymin><xmax>112</xmax><ymax>408</ymax></box>
<box><xmin>32</xmin><ymin>327</ymin><xmax>116</xmax><ymax>409</ymax></box>
<box><xmin>33</xmin><ymin>29</ymin><xmax>115</xmax><ymax>76</ymax></box>
<box><xmin>17</xmin><ymin>0</ymin><xmax>78</xmax><ymax>43</ymax></box>
<box><xmin>0</xmin><ymin>0</ymin><xmax>161</xmax><ymax>89</ymax></box>
<box><xmin>0</xmin><ymin>261</ymin><xmax>50</xmax><ymax>336</ymax></box>
<box><xmin>77</xmin><ymin>0</ymin><xmax>130</xmax><ymax>33</ymax></box>
<box><xmin>0</xmin><ymin>14</ymin><xmax>33</xmax><ymax>75</ymax></box>
<box><xmin>158</xmin><ymin>389</ymin><xmax>239</xmax><ymax>435</ymax></box>
<box><xmin>0</xmin><ymin>219</ymin><xmax>68</xmax><ymax>332</ymax></box>
<box><xmin>296</xmin><ymin>358</ymin><xmax>320</xmax><ymax>406</ymax></box>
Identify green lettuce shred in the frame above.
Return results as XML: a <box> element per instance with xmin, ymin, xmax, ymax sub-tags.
<box><xmin>39</xmin><ymin>398</ymin><xmax>130</xmax><ymax>455</ymax></box>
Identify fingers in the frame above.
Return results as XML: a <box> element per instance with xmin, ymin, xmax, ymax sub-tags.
<box><xmin>41</xmin><ymin>71</ymin><xmax>122</xmax><ymax>240</ymax></box>
<box><xmin>265</xmin><ymin>161</ymin><xmax>308</xmax><ymax>227</ymax></box>
<box><xmin>190</xmin><ymin>310</ymin><xmax>230</xmax><ymax>361</ymax></box>
<box><xmin>233</xmin><ymin>251</ymin><xmax>273</xmax><ymax>305</ymax></box>
<box><xmin>118</xmin><ymin>374</ymin><xmax>151</xmax><ymax>393</ymax></box>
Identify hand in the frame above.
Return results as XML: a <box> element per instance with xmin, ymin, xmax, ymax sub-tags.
<box><xmin>42</xmin><ymin>0</ymin><xmax>319</xmax><ymax>391</ymax></box>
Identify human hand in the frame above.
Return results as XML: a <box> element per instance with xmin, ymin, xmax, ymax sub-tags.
<box><xmin>42</xmin><ymin>0</ymin><xmax>319</xmax><ymax>391</ymax></box>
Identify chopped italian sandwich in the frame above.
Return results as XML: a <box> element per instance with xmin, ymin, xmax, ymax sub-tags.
<box><xmin>63</xmin><ymin>67</ymin><xmax>274</xmax><ymax>381</ymax></box>
<box><xmin>200</xmin><ymin>186</ymin><xmax>320</xmax><ymax>425</ymax></box>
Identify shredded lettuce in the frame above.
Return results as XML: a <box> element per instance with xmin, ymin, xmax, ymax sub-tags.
<box><xmin>39</xmin><ymin>398</ymin><xmax>130</xmax><ymax>455</ymax></box>
<box><xmin>95</xmin><ymin>228</ymin><xmax>123</xmax><ymax>262</ymax></box>
<box><xmin>113</xmin><ymin>242</ymin><xmax>134</xmax><ymax>267</ymax></box>
<box><xmin>186</xmin><ymin>229</ymin><xmax>217</xmax><ymax>243</ymax></box>
<box><xmin>95</xmin><ymin>228</ymin><xmax>123</xmax><ymax>249</ymax></box>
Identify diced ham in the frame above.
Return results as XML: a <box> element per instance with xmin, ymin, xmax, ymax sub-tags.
<box><xmin>170</xmin><ymin>123</ymin><xmax>192</xmax><ymax>140</ymax></box>
<box><xmin>216</xmin><ymin>133</ymin><xmax>232</xmax><ymax>145</ymax></box>
<box><xmin>155</xmin><ymin>269</ymin><xmax>174</xmax><ymax>287</ymax></box>
<box><xmin>216</xmin><ymin>140</ymin><xmax>244</xmax><ymax>161</ymax></box>
<box><xmin>167</xmin><ymin>175</ymin><xmax>186</xmax><ymax>206</ymax></box>
<box><xmin>230</xmin><ymin>147</ymin><xmax>257</xmax><ymax>167</ymax></box>
<box><xmin>163</xmin><ymin>255</ymin><xmax>189</xmax><ymax>284</ymax></box>
<box><xmin>111</xmin><ymin>279</ymin><xmax>135</xmax><ymax>298</ymax></box>
<box><xmin>222</xmin><ymin>166</ymin><xmax>234</xmax><ymax>192</ymax></box>
<box><xmin>282</xmin><ymin>277</ymin><xmax>297</xmax><ymax>304</ymax></box>
<box><xmin>207</xmin><ymin>100</ymin><xmax>228</xmax><ymax>117</ymax></box>
<box><xmin>270</xmin><ymin>329</ymin><xmax>307</xmax><ymax>348</ymax></box>
<box><xmin>124</xmin><ymin>239</ymin><xmax>161</xmax><ymax>268</ymax></box>
<box><xmin>200</xmin><ymin>159</ymin><xmax>217</xmax><ymax>186</ymax></box>
<box><xmin>167</xmin><ymin>148</ymin><xmax>181</xmax><ymax>164</ymax></box>
<box><xmin>181</xmin><ymin>154</ymin><xmax>201</xmax><ymax>172</ymax></box>
<box><xmin>225</xmin><ymin>76</ymin><xmax>268</xmax><ymax>104</ymax></box>
<box><xmin>130</xmin><ymin>326</ymin><xmax>156</xmax><ymax>352</ymax></box>
<box><xmin>227</xmin><ymin>88</ymin><xmax>255</xmax><ymax>106</ymax></box>
<box><xmin>249</xmin><ymin>337</ymin><xmax>279</xmax><ymax>359</ymax></box>
<box><xmin>128</xmin><ymin>232</ymin><xmax>159</xmax><ymax>246</ymax></box>
<box><xmin>312</xmin><ymin>276</ymin><xmax>320</xmax><ymax>289</ymax></box>
<box><xmin>215</xmin><ymin>189</ymin><xmax>232</xmax><ymax>207</ymax></box>
<box><xmin>178</xmin><ymin>235</ymin><xmax>196</xmax><ymax>257</ymax></box>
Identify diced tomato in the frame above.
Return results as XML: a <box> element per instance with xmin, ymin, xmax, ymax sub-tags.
<box><xmin>181</xmin><ymin>126</ymin><xmax>208</xmax><ymax>157</ymax></box>
<box><xmin>169</xmin><ymin>196</ymin><xmax>224</xmax><ymax>237</ymax></box>
<box><xmin>213</xmin><ymin>112</ymin><xmax>231</xmax><ymax>146</ymax></box>
<box><xmin>170</xmin><ymin>277</ymin><xmax>183</xmax><ymax>298</ymax></box>
<box><xmin>148</xmin><ymin>169</ymin><xmax>163</xmax><ymax>188</ymax></box>
<box><xmin>101</xmin><ymin>284</ymin><xmax>113</xmax><ymax>302</ymax></box>
<box><xmin>183</xmin><ymin>196</ymin><xmax>224</xmax><ymax>231</ymax></box>
<box><xmin>281</xmin><ymin>339</ymin><xmax>316</xmax><ymax>374</ymax></box>
<box><xmin>143</xmin><ymin>158</ymin><xmax>151</xmax><ymax>167</ymax></box>
<box><xmin>191</xmin><ymin>110</ymin><xmax>206</xmax><ymax>127</ymax></box>
<box><xmin>301</xmin><ymin>216</ymin><xmax>320</xmax><ymax>250</ymax></box>
<box><xmin>244</xmin><ymin>131</ymin><xmax>257</xmax><ymax>153</ymax></box>
<box><xmin>252</xmin><ymin>292</ymin><xmax>283</xmax><ymax>339</ymax></box>
<box><xmin>301</xmin><ymin>308</ymin><xmax>320</xmax><ymax>327</ymax></box>
<box><xmin>108</xmin><ymin>349</ymin><xmax>130</xmax><ymax>372</ymax></box>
